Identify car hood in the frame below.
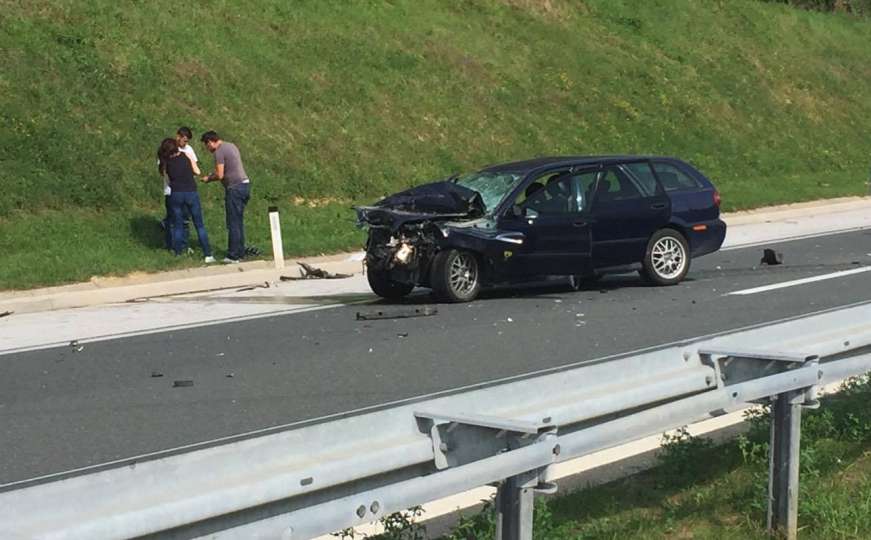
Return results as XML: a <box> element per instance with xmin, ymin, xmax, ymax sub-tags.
<box><xmin>356</xmin><ymin>181</ymin><xmax>486</xmax><ymax>230</ymax></box>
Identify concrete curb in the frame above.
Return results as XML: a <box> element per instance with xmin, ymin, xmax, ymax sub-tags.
<box><xmin>0</xmin><ymin>254</ymin><xmax>364</xmax><ymax>315</ymax></box>
<box><xmin>1</xmin><ymin>196</ymin><xmax>867</xmax><ymax>315</ymax></box>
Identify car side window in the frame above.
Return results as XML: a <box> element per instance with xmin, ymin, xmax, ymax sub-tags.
<box><xmin>592</xmin><ymin>167</ymin><xmax>643</xmax><ymax>202</ymax></box>
<box><xmin>652</xmin><ymin>162</ymin><xmax>701</xmax><ymax>192</ymax></box>
<box><xmin>622</xmin><ymin>162</ymin><xmax>659</xmax><ymax>197</ymax></box>
<box><xmin>573</xmin><ymin>171</ymin><xmax>598</xmax><ymax>212</ymax></box>
<box><xmin>521</xmin><ymin>173</ymin><xmax>576</xmax><ymax>215</ymax></box>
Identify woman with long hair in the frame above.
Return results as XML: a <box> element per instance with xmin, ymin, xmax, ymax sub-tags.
<box><xmin>157</xmin><ymin>138</ymin><xmax>214</xmax><ymax>262</ymax></box>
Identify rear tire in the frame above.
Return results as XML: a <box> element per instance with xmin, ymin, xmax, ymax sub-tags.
<box><xmin>367</xmin><ymin>269</ymin><xmax>414</xmax><ymax>299</ymax></box>
<box><xmin>641</xmin><ymin>229</ymin><xmax>690</xmax><ymax>286</ymax></box>
<box><xmin>430</xmin><ymin>249</ymin><xmax>481</xmax><ymax>303</ymax></box>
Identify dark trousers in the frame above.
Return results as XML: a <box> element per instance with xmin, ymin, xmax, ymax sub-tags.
<box><xmin>164</xmin><ymin>195</ymin><xmax>191</xmax><ymax>249</ymax></box>
<box><xmin>225</xmin><ymin>183</ymin><xmax>250</xmax><ymax>260</ymax></box>
<box><xmin>169</xmin><ymin>191</ymin><xmax>212</xmax><ymax>257</ymax></box>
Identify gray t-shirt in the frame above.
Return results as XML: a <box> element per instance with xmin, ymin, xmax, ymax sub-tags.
<box><xmin>214</xmin><ymin>141</ymin><xmax>249</xmax><ymax>189</ymax></box>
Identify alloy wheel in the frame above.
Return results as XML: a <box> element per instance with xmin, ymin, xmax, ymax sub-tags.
<box><xmin>449</xmin><ymin>252</ymin><xmax>478</xmax><ymax>295</ymax></box>
<box><xmin>651</xmin><ymin>236</ymin><xmax>686</xmax><ymax>280</ymax></box>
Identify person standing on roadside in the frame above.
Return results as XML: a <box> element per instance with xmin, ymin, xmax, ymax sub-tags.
<box><xmin>157</xmin><ymin>138</ymin><xmax>214</xmax><ymax>263</ymax></box>
<box><xmin>199</xmin><ymin>131</ymin><xmax>251</xmax><ymax>263</ymax></box>
<box><xmin>160</xmin><ymin>127</ymin><xmax>201</xmax><ymax>249</ymax></box>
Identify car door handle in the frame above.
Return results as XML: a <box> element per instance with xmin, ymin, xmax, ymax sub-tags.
<box><xmin>650</xmin><ymin>203</ymin><xmax>667</xmax><ymax>210</ymax></box>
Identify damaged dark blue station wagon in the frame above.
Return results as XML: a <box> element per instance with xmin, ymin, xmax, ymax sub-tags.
<box><xmin>356</xmin><ymin>156</ymin><xmax>726</xmax><ymax>302</ymax></box>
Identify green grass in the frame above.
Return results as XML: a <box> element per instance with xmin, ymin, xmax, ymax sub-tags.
<box><xmin>2</xmin><ymin>0</ymin><xmax>871</xmax><ymax>289</ymax></box>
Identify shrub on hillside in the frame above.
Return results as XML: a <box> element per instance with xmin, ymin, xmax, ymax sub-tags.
<box><xmin>762</xmin><ymin>0</ymin><xmax>871</xmax><ymax>14</ymax></box>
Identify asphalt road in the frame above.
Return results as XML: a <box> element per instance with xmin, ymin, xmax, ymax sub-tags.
<box><xmin>3</xmin><ymin>229</ymin><xmax>871</xmax><ymax>485</ymax></box>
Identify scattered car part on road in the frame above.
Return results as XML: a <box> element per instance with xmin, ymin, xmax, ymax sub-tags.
<box><xmin>172</xmin><ymin>380</ymin><xmax>194</xmax><ymax>388</ymax></box>
<box><xmin>0</xmin><ymin>311</ymin><xmax>12</xmax><ymax>318</ymax></box>
<box><xmin>280</xmin><ymin>262</ymin><xmax>353</xmax><ymax>281</ymax></box>
<box><xmin>761</xmin><ymin>248</ymin><xmax>784</xmax><ymax>265</ymax></box>
<box><xmin>235</xmin><ymin>281</ymin><xmax>270</xmax><ymax>292</ymax></box>
<box><xmin>355</xmin><ymin>306</ymin><xmax>438</xmax><ymax>320</ymax></box>
<box><xmin>356</xmin><ymin>155</ymin><xmax>726</xmax><ymax>302</ymax></box>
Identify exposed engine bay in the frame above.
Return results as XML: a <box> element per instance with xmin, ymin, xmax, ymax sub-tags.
<box><xmin>355</xmin><ymin>181</ymin><xmax>491</xmax><ymax>287</ymax></box>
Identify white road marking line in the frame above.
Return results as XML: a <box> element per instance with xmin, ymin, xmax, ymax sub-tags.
<box><xmin>720</xmin><ymin>225</ymin><xmax>871</xmax><ymax>251</ymax></box>
<box><xmin>726</xmin><ymin>267</ymin><xmax>871</xmax><ymax>296</ymax></box>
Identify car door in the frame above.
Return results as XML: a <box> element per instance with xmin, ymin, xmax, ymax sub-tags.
<box><xmin>589</xmin><ymin>164</ymin><xmax>670</xmax><ymax>268</ymax></box>
<box><xmin>496</xmin><ymin>170</ymin><xmax>593</xmax><ymax>276</ymax></box>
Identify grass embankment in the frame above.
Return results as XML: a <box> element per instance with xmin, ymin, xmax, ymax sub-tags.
<box><xmin>2</xmin><ymin>0</ymin><xmax>871</xmax><ymax>289</ymax></box>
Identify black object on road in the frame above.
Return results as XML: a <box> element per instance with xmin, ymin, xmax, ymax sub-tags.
<box><xmin>172</xmin><ymin>380</ymin><xmax>194</xmax><ymax>388</ymax></box>
<box><xmin>761</xmin><ymin>249</ymin><xmax>784</xmax><ymax>265</ymax></box>
<box><xmin>281</xmin><ymin>262</ymin><xmax>353</xmax><ymax>280</ymax></box>
<box><xmin>356</xmin><ymin>307</ymin><xmax>438</xmax><ymax>321</ymax></box>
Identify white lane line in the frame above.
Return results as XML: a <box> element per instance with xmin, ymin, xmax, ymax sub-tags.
<box><xmin>727</xmin><ymin>267</ymin><xmax>871</xmax><ymax>296</ymax></box>
<box><xmin>0</xmin><ymin>297</ymin><xmax>376</xmax><ymax>357</ymax></box>
<box><xmin>720</xmin><ymin>225</ymin><xmax>871</xmax><ymax>251</ymax></box>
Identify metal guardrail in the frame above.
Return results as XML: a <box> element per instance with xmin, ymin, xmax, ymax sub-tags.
<box><xmin>2</xmin><ymin>302</ymin><xmax>871</xmax><ymax>540</ymax></box>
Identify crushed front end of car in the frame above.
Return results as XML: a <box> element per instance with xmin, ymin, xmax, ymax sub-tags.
<box><xmin>355</xmin><ymin>181</ymin><xmax>488</xmax><ymax>298</ymax></box>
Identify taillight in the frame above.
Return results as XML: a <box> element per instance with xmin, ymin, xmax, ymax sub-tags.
<box><xmin>713</xmin><ymin>190</ymin><xmax>721</xmax><ymax>207</ymax></box>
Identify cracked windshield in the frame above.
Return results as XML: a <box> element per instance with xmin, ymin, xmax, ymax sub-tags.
<box><xmin>455</xmin><ymin>172</ymin><xmax>523</xmax><ymax>213</ymax></box>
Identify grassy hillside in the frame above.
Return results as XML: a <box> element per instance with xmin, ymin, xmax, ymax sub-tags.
<box><xmin>1</xmin><ymin>0</ymin><xmax>870</xmax><ymax>289</ymax></box>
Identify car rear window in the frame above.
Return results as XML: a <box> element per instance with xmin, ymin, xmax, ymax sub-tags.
<box><xmin>652</xmin><ymin>162</ymin><xmax>701</xmax><ymax>192</ymax></box>
<box><xmin>622</xmin><ymin>162</ymin><xmax>659</xmax><ymax>197</ymax></box>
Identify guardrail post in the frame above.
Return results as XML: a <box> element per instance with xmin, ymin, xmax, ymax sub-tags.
<box><xmin>495</xmin><ymin>473</ymin><xmax>536</xmax><ymax>540</ymax></box>
<box><xmin>767</xmin><ymin>389</ymin><xmax>804</xmax><ymax>540</ymax></box>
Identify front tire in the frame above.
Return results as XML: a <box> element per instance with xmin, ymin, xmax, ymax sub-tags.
<box><xmin>641</xmin><ymin>229</ymin><xmax>690</xmax><ymax>285</ymax></box>
<box><xmin>367</xmin><ymin>269</ymin><xmax>414</xmax><ymax>300</ymax></box>
<box><xmin>430</xmin><ymin>249</ymin><xmax>481</xmax><ymax>302</ymax></box>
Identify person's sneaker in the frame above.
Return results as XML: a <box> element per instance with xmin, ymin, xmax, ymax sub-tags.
<box><xmin>222</xmin><ymin>257</ymin><xmax>240</xmax><ymax>264</ymax></box>
<box><xmin>204</xmin><ymin>256</ymin><xmax>216</xmax><ymax>264</ymax></box>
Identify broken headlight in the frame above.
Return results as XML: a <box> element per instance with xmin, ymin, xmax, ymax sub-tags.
<box><xmin>394</xmin><ymin>243</ymin><xmax>414</xmax><ymax>264</ymax></box>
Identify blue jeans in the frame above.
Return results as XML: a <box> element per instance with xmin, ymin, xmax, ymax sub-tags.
<box><xmin>225</xmin><ymin>183</ymin><xmax>250</xmax><ymax>260</ymax></box>
<box><xmin>164</xmin><ymin>195</ymin><xmax>191</xmax><ymax>249</ymax></box>
<box><xmin>169</xmin><ymin>191</ymin><xmax>211</xmax><ymax>257</ymax></box>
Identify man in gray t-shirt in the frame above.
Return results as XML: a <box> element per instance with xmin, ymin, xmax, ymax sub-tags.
<box><xmin>200</xmin><ymin>131</ymin><xmax>251</xmax><ymax>262</ymax></box>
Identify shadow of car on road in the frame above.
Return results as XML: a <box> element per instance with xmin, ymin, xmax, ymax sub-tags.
<box><xmin>370</xmin><ymin>273</ymin><xmax>658</xmax><ymax>306</ymax></box>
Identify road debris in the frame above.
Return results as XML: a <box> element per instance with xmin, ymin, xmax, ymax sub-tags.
<box><xmin>281</xmin><ymin>262</ymin><xmax>353</xmax><ymax>281</ymax></box>
<box><xmin>226</xmin><ymin>372</ymin><xmax>235</xmax><ymax>378</ymax></box>
<box><xmin>397</xmin><ymin>332</ymin><xmax>409</xmax><ymax>338</ymax></box>
<box><xmin>151</xmin><ymin>371</ymin><xmax>164</xmax><ymax>378</ymax></box>
<box><xmin>356</xmin><ymin>306</ymin><xmax>438</xmax><ymax>320</ymax></box>
<box><xmin>173</xmin><ymin>380</ymin><xmax>194</xmax><ymax>388</ymax></box>
<box><xmin>69</xmin><ymin>340</ymin><xmax>84</xmax><ymax>352</ymax></box>
<box><xmin>236</xmin><ymin>281</ymin><xmax>271</xmax><ymax>292</ymax></box>
<box><xmin>760</xmin><ymin>248</ymin><xmax>783</xmax><ymax>265</ymax></box>
<box><xmin>0</xmin><ymin>311</ymin><xmax>12</xmax><ymax>318</ymax></box>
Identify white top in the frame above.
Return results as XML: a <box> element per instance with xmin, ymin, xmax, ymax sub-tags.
<box><xmin>161</xmin><ymin>144</ymin><xmax>199</xmax><ymax>195</ymax></box>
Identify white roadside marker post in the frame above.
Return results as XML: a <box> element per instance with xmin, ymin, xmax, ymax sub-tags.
<box><xmin>268</xmin><ymin>206</ymin><xmax>285</xmax><ymax>270</ymax></box>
